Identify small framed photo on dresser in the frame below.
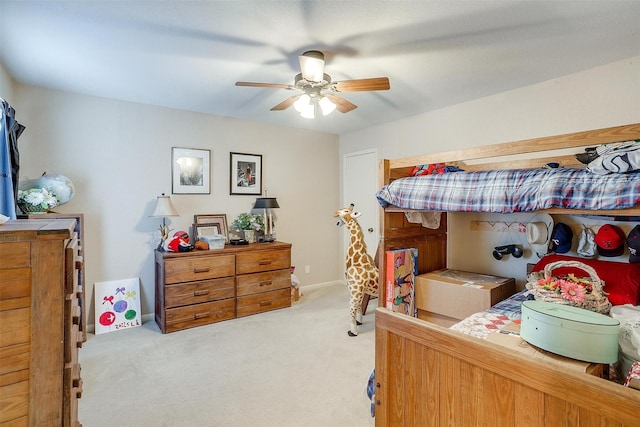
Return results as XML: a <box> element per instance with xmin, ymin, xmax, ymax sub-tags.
<box><xmin>193</xmin><ymin>214</ymin><xmax>228</xmax><ymax>242</ymax></box>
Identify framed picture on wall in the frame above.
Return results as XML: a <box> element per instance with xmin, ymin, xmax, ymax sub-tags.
<box><xmin>172</xmin><ymin>147</ymin><xmax>211</xmax><ymax>194</ymax></box>
<box><xmin>194</xmin><ymin>214</ymin><xmax>229</xmax><ymax>242</ymax></box>
<box><xmin>230</xmin><ymin>152</ymin><xmax>262</xmax><ymax>195</ymax></box>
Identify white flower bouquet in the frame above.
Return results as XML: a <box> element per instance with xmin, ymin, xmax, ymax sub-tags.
<box><xmin>17</xmin><ymin>188</ymin><xmax>59</xmax><ymax>213</ymax></box>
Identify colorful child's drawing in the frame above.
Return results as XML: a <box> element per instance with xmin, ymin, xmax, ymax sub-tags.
<box><xmin>95</xmin><ymin>277</ymin><xmax>141</xmax><ymax>334</ymax></box>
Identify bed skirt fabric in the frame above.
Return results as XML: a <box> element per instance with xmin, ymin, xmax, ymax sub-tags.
<box><xmin>376</xmin><ymin>168</ymin><xmax>640</xmax><ymax>212</ymax></box>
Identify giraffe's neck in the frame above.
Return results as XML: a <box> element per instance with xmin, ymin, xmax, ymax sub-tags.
<box><xmin>345</xmin><ymin>219</ymin><xmax>369</xmax><ymax>268</ymax></box>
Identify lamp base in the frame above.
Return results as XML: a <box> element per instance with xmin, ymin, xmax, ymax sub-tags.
<box><xmin>259</xmin><ymin>236</ymin><xmax>276</xmax><ymax>243</ymax></box>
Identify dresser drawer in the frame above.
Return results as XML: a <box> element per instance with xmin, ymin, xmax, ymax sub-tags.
<box><xmin>0</xmin><ymin>268</ymin><xmax>31</xmax><ymax>311</ymax></box>
<box><xmin>0</xmin><ymin>376</ymin><xmax>29</xmax><ymax>424</ymax></box>
<box><xmin>236</xmin><ymin>249</ymin><xmax>290</xmax><ymax>274</ymax></box>
<box><xmin>0</xmin><ymin>343</ymin><xmax>29</xmax><ymax>376</ymax></box>
<box><xmin>0</xmin><ymin>242</ymin><xmax>30</xmax><ymax>269</ymax></box>
<box><xmin>237</xmin><ymin>288</ymin><xmax>291</xmax><ymax>317</ymax></box>
<box><xmin>0</xmin><ymin>308</ymin><xmax>30</xmax><ymax>349</ymax></box>
<box><xmin>164</xmin><ymin>255</ymin><xmax>235</xmax><ymax>284</ymax></box>
<box><xmin>165</xmin><ymin>299</ymin><xmax>235</xmax><ymax>332</ymax></box>
<box><xmin>63</xmin><ymin>362</ymin><xmax>82</xmax><ymax>426</ymax></box>
<box><xmin>165</xmin><ymin>278</ymin><xmax>235</xmax><ymax>308</ymax></box>
<box><xmin>237</xmin><ymin>269</ymin><xmax>290</xmax><ymax>297</ymax></box>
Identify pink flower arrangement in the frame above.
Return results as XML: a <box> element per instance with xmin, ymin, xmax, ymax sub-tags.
<box><xmin>559</xmin><ymin>281</ymin><xmax>587</xmax><ymax>303</ymax></box>
<box><xmin>533</xmin><ymin>275</ymin><xmax>590</xmax><ymax>304</ymax></box>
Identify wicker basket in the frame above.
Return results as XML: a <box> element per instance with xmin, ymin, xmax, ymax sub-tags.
<box><xmin>525</xmin><ymin>260</ymin><xmax>612</xmax><ymax>314</ymax></box>
<box><xmin>18</xmin><ymin>202</ymin><xmax>49</xmax><ymax>214</ymax></box>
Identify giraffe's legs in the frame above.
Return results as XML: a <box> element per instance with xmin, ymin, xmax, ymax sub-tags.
<box><xmin>347</xmin><ymin>277</ymin><xmax>364</xmax><ymax>337</ymax></box>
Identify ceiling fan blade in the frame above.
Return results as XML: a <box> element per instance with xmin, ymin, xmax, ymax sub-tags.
<box><xmin>235</xmin><ymin>82</ymin><xmax>292</xmax><ymax>89</ymax></box>
<box><xmin>298</xmin><ymin>50</ymin><xmax>325</xmax><ymax>82</ymax></box>
<box><xmin>333</xmin><ymin>77</ymin><xmax>390</xmax><ymax>92</ymax></box>
<box><xmin>270</xmin><ymin>95</ymin><xmax>300</xmax><ymax>111</ymax></box>
<box><xmin>326</xmin><ymin>95</ymin><xmax>357</xmax><ymax>113</ymax></box>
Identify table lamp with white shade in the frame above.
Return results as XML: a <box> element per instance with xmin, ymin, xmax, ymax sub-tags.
<box><xmin>149</xmin><ymin>193</ymin><xmax>179</xmax><ymax>249</ymax></box>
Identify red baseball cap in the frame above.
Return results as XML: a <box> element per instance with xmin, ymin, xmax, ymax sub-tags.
<box><xmin>594</xmin><ymin>224</ymin><xmax>625</xmax><ymax>257</ymax></box>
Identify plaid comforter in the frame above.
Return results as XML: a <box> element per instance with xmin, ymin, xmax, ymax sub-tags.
<box><xmin>376</xmin><ymin>168</ymin><xmax>640</xmax><ymax>212</ymax></box>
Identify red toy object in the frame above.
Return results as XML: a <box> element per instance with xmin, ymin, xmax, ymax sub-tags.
<box><xmin>164</xmin><ymin>230</ymin><xmax>195</xmax><ymax>252</ymax></box>
<box><xmin>410</xmin><ymin>163</ymin><xmax>460</xmax><ymax>176</ymax></box>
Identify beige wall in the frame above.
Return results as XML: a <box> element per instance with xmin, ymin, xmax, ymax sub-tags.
<box><xmin>8</xmin><ymin>84</ymin><xmax>342</xmax><ymax>323</ymax></box>
<box><xmin>0</xmin><ymin>63</ymin><xmax>13</xmax><ymax>102</ymax></box>
<box><xmin>340</xmin><ymin>56</ymin><xmax>640</xmax><ymax>286</ymax></box>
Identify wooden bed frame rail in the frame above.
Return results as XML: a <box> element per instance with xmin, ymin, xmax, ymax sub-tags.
<box><xmin>375</xmin><ymin>123</ymin><xmax>640</xmax><ymax>426</ymax></box>
<box><xmin>376</xmin><ymin>309</ymin><xmax>640</xmax><ymax>426</ymax></box>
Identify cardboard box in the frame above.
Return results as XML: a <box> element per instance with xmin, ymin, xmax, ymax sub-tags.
<box><xmin>486</xmin><ymin>330</ymin><xmax>603</xmax><ymax>376</ymax></box>
<box><xmin>415</xmin><ymin>269</ymin><xmax>515</xmax><ymax>321</ymax></box>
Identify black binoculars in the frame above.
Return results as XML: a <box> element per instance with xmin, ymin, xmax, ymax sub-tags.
<box><xmin>492</xmin><ymin>244</ymin><xmax>523</xmax><ymax>260</ymax></box>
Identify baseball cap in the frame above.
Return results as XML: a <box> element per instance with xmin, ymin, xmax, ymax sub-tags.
<box><xmin>628</xmin><ymin>225</ymin><xmax>640</xmax><ymax>263</ymax></box>
<box><xmin>595</xmin><ymin>224</ymin><xmax>625</xmax><ymax>257</ymax></box>
<box><xmin>550</xmin><ymin>222</ymin><xmax>573</xmax><ymax>253</ymax></box>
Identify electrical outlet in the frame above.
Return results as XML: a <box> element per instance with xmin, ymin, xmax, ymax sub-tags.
<box><xmin>304</xmin><ymin>265</ymin><xmax>310</xmax><ymax>274</ymax></box>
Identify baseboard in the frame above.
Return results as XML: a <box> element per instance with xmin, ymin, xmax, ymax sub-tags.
<box><xmin>300</xmin><ymin>280</ymin><xmax>345</xmax><ymax>290</ymax></box>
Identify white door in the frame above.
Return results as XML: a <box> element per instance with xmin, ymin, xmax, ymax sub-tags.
<box><xmin>343</xmin><ymin>149</ymin><xmax>379</xmax><ymax>258</ymax></box>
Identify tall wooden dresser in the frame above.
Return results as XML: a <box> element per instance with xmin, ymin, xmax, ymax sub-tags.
<box><xmin>0</xmin><ymin>218</ymin><xmax>83</xmax><ymax>426</ymax></box>
<box><xmin>155</xmin><ymin>241</ymin><xmax>292</xmax><ymax>333</ymax></box>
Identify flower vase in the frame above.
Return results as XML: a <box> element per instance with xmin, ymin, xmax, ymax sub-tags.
<box><xmin>18</xmin><ymin>203</ymin><xmax>48</xmax><ymax>214</ymax></box>
<box><xmin>243</xmin><ymin>229</ymin><xmax>256</xmax><ymax>243</ymax></box>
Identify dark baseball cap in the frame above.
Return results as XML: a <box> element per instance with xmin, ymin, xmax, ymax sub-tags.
<box><xmin>550</xmin><ymin>222</ymin><xmax>573</xmax><ymax>254</ymax></box>
<box><xmin>628</xmin><ymin>225</ymin><xmax>640</xmax><ymax>263</ymax></box>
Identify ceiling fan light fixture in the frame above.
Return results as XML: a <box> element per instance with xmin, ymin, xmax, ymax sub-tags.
<box><xmin>299</xmin><ymin>50</ymin><xmax>325</xmax><ymax>83</ymax></box>
<box><xmin>299</xmin><ymin>104</ymin><xmax>315</xmax><ymax>119</ymax></box>
<box><xmin>318</xmin><ymin>96</ymin><xmax>336</xmax><ymax>116</ymax></box>
<box><xmin>293</xmin><ymin>94</ymin><xmax>311</xmax><ymax>113</ymax></box>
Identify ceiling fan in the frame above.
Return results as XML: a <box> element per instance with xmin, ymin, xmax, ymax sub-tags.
<box><xmin>235</xmin><ymin>50</ymin><xmax>390</xmax><ymax>118</ymax></box>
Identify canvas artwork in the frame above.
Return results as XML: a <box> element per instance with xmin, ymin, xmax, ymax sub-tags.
<box><xmin>385</xmin><ymin>248</ymin><xmax>418</xmax><ymax>317</ymax></box>
<box><xmin>94</xmin><ymin>277</ymin><xmax>142</xmax><ymax>334</ymax></box>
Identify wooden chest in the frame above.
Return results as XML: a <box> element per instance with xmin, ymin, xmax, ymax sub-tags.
<box><xmin>155</xmin><ymin>242</ymin><xmax>292</xmax><ymax>333</ymax></box>
<box><xmin>0</xmin><ymin>218</ymin><xmax>83</xmax><ymax>426</ymax></box>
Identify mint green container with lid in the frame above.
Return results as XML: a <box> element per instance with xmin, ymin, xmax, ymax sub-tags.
<box><xmin>521</xmin><ymin>300</ymin><xmax>620</xmax><ymax>363</ymax></box>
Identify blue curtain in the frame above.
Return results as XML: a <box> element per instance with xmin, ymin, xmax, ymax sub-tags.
<box><xmin>0</xmin><ymin>98</ymin><xmax>25</xmax><ymax>219</ymax></box>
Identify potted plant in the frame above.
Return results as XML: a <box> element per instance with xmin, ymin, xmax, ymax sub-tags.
<box><xmin>17</xmin><ymin>188</ymin><xmax>59</xmax><ymax>214</ymax></box>
<box><xmin>232</xmin><ymin>213</ymin><xmax>264</xmax><ymax>242</ymax></box>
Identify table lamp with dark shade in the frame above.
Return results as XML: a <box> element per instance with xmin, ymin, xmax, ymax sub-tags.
<box><xmin>254</xmin><ymin>197</ymin><xmax>279</xmax><ymax>242</ymax></box>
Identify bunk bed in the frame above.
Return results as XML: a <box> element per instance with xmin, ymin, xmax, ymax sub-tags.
<box><xmin>374</xmin><ymin>123</ymin><xmax>640</xmax><ymax>426</ymax></box>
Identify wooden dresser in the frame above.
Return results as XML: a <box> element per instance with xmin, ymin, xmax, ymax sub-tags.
<box><xmin>0</xmin><ymin>218</ymin><xmax>83</xmax><ymax>426</ymax></box>
<box><xmin>155</xmin><ymin>241</ymin><xmax>292</xmax><ymax>333</ymax></box>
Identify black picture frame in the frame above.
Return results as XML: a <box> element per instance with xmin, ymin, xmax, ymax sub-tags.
<box><xmin>230</xmin><ymin>152</ymin><xmax>262</xmax><ymax>195</ymax></box>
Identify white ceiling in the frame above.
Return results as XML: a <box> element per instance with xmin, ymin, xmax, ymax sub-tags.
<box><xmin>1</xmin><ymin>1</ymin><xmax>639</xmax><ymax>135</ymax></box>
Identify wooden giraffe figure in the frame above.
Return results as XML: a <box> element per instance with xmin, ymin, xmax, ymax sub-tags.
<box><xmin>334</xmin><ymin>204</ymin><xmax>379</xmax><ymax>337</ymax></box>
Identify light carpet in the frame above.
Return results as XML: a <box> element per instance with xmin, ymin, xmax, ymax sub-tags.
<box><xmin>79</xmin><ymin>283</ymin><xmax>376</xmax><ymax>427</ymax></box>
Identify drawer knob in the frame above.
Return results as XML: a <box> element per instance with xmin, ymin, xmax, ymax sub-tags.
<box><xmin>194</xmin><ymin>290</ymin><xmax>210</xmax><ymax>296</ymax></box>
<box><xmin>194</xmin><ymin>267</ymin><xmax>210</xmax><ymax>273</ymax></box>
<box><xmin>194</xmin><ymin>312</ymin><xmax>210</xmax><ymax>319</ymax></box>
<box><xmin>259</xmin><ymin>281</ymin><xmax>272</xmax><ymax>287</ymax></box>
<box><xmin>259</xmin><ymin>261</ymin><xmax>272</xmax><ymax>266</ymax></box>
<box><xmin>259</xmin><ymin>301</ymin><xmax>272</xmax><ymax>307</ymax></box>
